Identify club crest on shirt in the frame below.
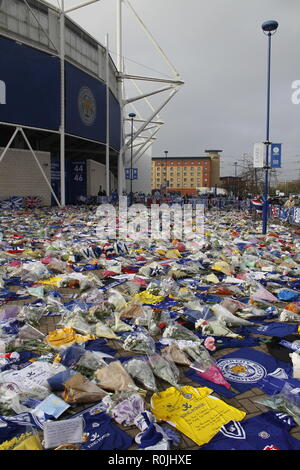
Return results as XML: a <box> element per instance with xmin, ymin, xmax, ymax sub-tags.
<box><xmin>259</xmin><ymin>431</ymin><xmax>270</xmax><ymax>439</ymax></box>
<box><xmin>217</xmin><ymin>358</ymin><xmax>267</xmax><ymax>383</ymax></box>
<box><xmin>183</xmin><ymin>393</ymin><xmax>193</xmax><ymax>399</ymax></box>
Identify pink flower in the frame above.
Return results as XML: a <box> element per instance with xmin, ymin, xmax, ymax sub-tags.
<box><xmin>204</xmin><ymin>337</ymin><xmax>216</xmax><ymax>352</ymax></box>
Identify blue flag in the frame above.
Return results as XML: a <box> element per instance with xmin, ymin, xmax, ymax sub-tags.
<box><xmin>271</xmin><ymin>143</ymin><xmax>282</xmax><ymax>168</ymax></box>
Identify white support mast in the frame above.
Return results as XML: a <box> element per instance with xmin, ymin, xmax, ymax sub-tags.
<box><xmin>105</xmin><ymin>33</ymin><xmax>110</xmax><ymax>196</ymax></box>
<box><xmin>117</xmin><ymin>0</ymin><xmax>124</xmax><ymax>196</ymax></box>
<box><xmin>59</xmin><ymin>0</ymin><xmax>66</xmax><ymax>207</ymax></box>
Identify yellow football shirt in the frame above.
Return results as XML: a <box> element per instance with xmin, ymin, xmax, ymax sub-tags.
<box><xmin>150</xmin><ymin>385</ymin><xmax>246</xmax><ymax>446</ymax></box>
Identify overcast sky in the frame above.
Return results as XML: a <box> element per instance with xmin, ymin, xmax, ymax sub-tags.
<box><xmin>49</xmin><ymin>0</ymin><xmax>300</xmax><ymax>180</ymax></box>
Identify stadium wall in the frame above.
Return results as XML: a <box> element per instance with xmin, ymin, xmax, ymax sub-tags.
<box><xmin>0</xmin><ymin>148</ymin><xmax>51</xmax><ymax>205</ymax></box>
<box><xmin>87</xmin><ymin>159</ymin><xmax>117</xmax><ymax>197</ymax></box>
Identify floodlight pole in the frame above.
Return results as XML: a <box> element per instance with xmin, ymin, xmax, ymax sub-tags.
<box><xmin>129</xmin><ymin>112</ymin><xmax>136</xmax><ymax>205</ymax></box>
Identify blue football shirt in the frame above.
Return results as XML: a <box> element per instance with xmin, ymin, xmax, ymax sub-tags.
<box><xmin>201</xmin><ymin>411</ymin><xmax>300</xmax><ymax>450</ymax></box>
<box><xmin>185</xmin><ymin>347</ymin><xmax>292</xmax><ymax>397</ymax></box>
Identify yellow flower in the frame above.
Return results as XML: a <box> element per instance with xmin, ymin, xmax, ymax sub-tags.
<box><xmin>0</xmin><ymin>433</ymin><xmax>31</xmax><ymax>451</ymax></box>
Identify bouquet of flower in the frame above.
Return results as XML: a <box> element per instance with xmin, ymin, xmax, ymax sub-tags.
<box><xmin>123</xmin><ymin>358</ymin><xmax>158</xmax><ymax>392</ymax></box>
<box><xmin>123</xmin><ymin>327</ymin><xmax>156</xmax><ymax>355</ymax></box>
<box><xmin>107</xmin><ymin>289</ymin><xmax>127</xmax><ymax>312</ymax></box>
<box><xmin>18</xmin><ymin>305</ymin><xmax>47</xmax><ymax>327</ymax></box>
<box><xmin>189</xmin><ymin>354</ymin><xmax>236</xmax><ymax>392</ymax></box>
<box><xmin>183</xmin><ymin>342</ymin><xmax>212</xmax><ymax>363</ymax></box>
<box><xmin>0</xmin><ymin>432</ymin><xmax>42</xmax><ymax>451</ymax></box>
<box><xmin>95</xmin><ymin>360</ymin><xmax>138</xmax><ymax>392</ymax></box>
<box><xmin>6</xmin><ymin>339</ymin><xmax>54</xmax><ymax>355</ymax></box>
<box><xmin>62</xmin><ymin>313</ymin><xmax>96</xmax><ymax>336</ymax></box>
<box><xmin>86</xmin><ymin>302</ymin><xmax>115</xmax><ymax>323</ymax></box>
<box><xmin>102</xmin><ymin>391</ymin><xmax>145</xmax><ymax>427</ymax></box>
<box><xmin>161</xmin><ymin>343</ymin><xmax>192</xmax><ymax>367</ymax></box>
<box><xmin>148</xmin><ymin>353</ymin><xmax>181</xmax><ymax>390</ymax></box>
<box><xmin>195</xmin><ymin>319</ymin><xmax>244</xmax><ymax>339</ymax></box>
<box><xmin>159</xmin><ymin>278</ymin><xmax>178</xmax><ymax>296</ymax></box>
<box><xmin>163</xmin><ymin>323</ymin><xmax>200</xmax><ymax>342</ymax></box>
<box><xmin>111</xmin><ymin>312</ymin><xmax>132</xmax><ymax>333</ymax></box>
<box><xmin>254</xmin><ymin>392</ymin><xmax>300</xmax><ymax>426</ymax></box>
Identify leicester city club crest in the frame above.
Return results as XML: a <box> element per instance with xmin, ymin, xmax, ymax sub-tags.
<box><xmin>78</xmin><ymin>86</ymin><xmax>96</xmax><ymax>126</ymax></box>
<box><xmin>217</xmin><ymin>358</ymin><xmax>267</xmax><ymax>383</ymax></box>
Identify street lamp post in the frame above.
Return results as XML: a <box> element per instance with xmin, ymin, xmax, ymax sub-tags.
<box><xmin>261</xmin><ymin>20</ymin><xmax>279</xmax><ymax>234</ymax></box>
<box><xmin>129</xmin><ymin>112</ymin><xmax>136</xmax><ymax>205</ymax></box>
<box><xmin>234</xmin><ymin>161</ymin><xmax>238</xmax><ymax>197</ymax></box>
<box><xmin>164</xmin><ymin>150</ymin><xmax>168</xmax><ymax>196</ymax></box>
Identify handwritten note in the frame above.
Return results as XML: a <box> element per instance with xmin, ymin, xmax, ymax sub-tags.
<box><xmin>43</xmin><ymin>417</ymin><xmax>84</xmax><ymax>449</ymax></box>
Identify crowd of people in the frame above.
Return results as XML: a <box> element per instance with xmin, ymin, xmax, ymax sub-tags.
<box><xmin>93</xmin><ymin>188</ymin><xmax>300</xmax><ymax>218</ymax></box>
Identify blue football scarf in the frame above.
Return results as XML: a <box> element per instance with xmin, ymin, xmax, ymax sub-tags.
<box><xmin>195</xmin><ymin>293</ymin><xmax>221</xmax><ymax>303</ymax></box>
<box><xmin>137</xmin><ymin>423</ymin><xmax>164</xmax><ymax>449</ymax></box>
<box><xmin>201</xmin><ymin>410</ymin><xmax>300</xmax><ymax>450</ymax></box>
<box><xmin>0</xmin><ymin>351</ymin><xmax>39</xmax><ymax>372</ymax></box>
<box><xmin>59</xmin><ymin>343</ymin><xmax>85</xmax><ymax>367</ymax></box>
<box><xmin>83</xmin><ymin>338</ymin><xmax>117</xmax><ymax>356</ymax></box>
<box><xmin>185</xmin><ymin>347</ymin><xmax>292</xmax><ymax>398</ymax></box>
<box><xmin>0</xmin><ymin>319</ymin><xmax>25</xmax><ymax>336</ymax></box>
<box><xmin>256</xmin><ymin>375</ymin><xmax>300</xmax><ymax>396</ymax></box>
<box><xmin>0</xmin><ymin>412</ymin><xmax>45</xmax><ymax>436</ymax></box>
<box><xmin>0</xmin><ymin>419</ymin><xmax>29</xmax><ymax>445</ymax></box>
<box><xmin>243</xmin><ymin>321</ymin><xmax>299</xmax><ymax>337</ymax></box>
<box><xmin>195</xmin><ymin>333</ymin><xmax>260</xmax><ymax>351</ymax></box>
<box><xmin>144</xmin><ymin>297</ymin><xmax>179</xmax><ymax>309</ymax></box>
